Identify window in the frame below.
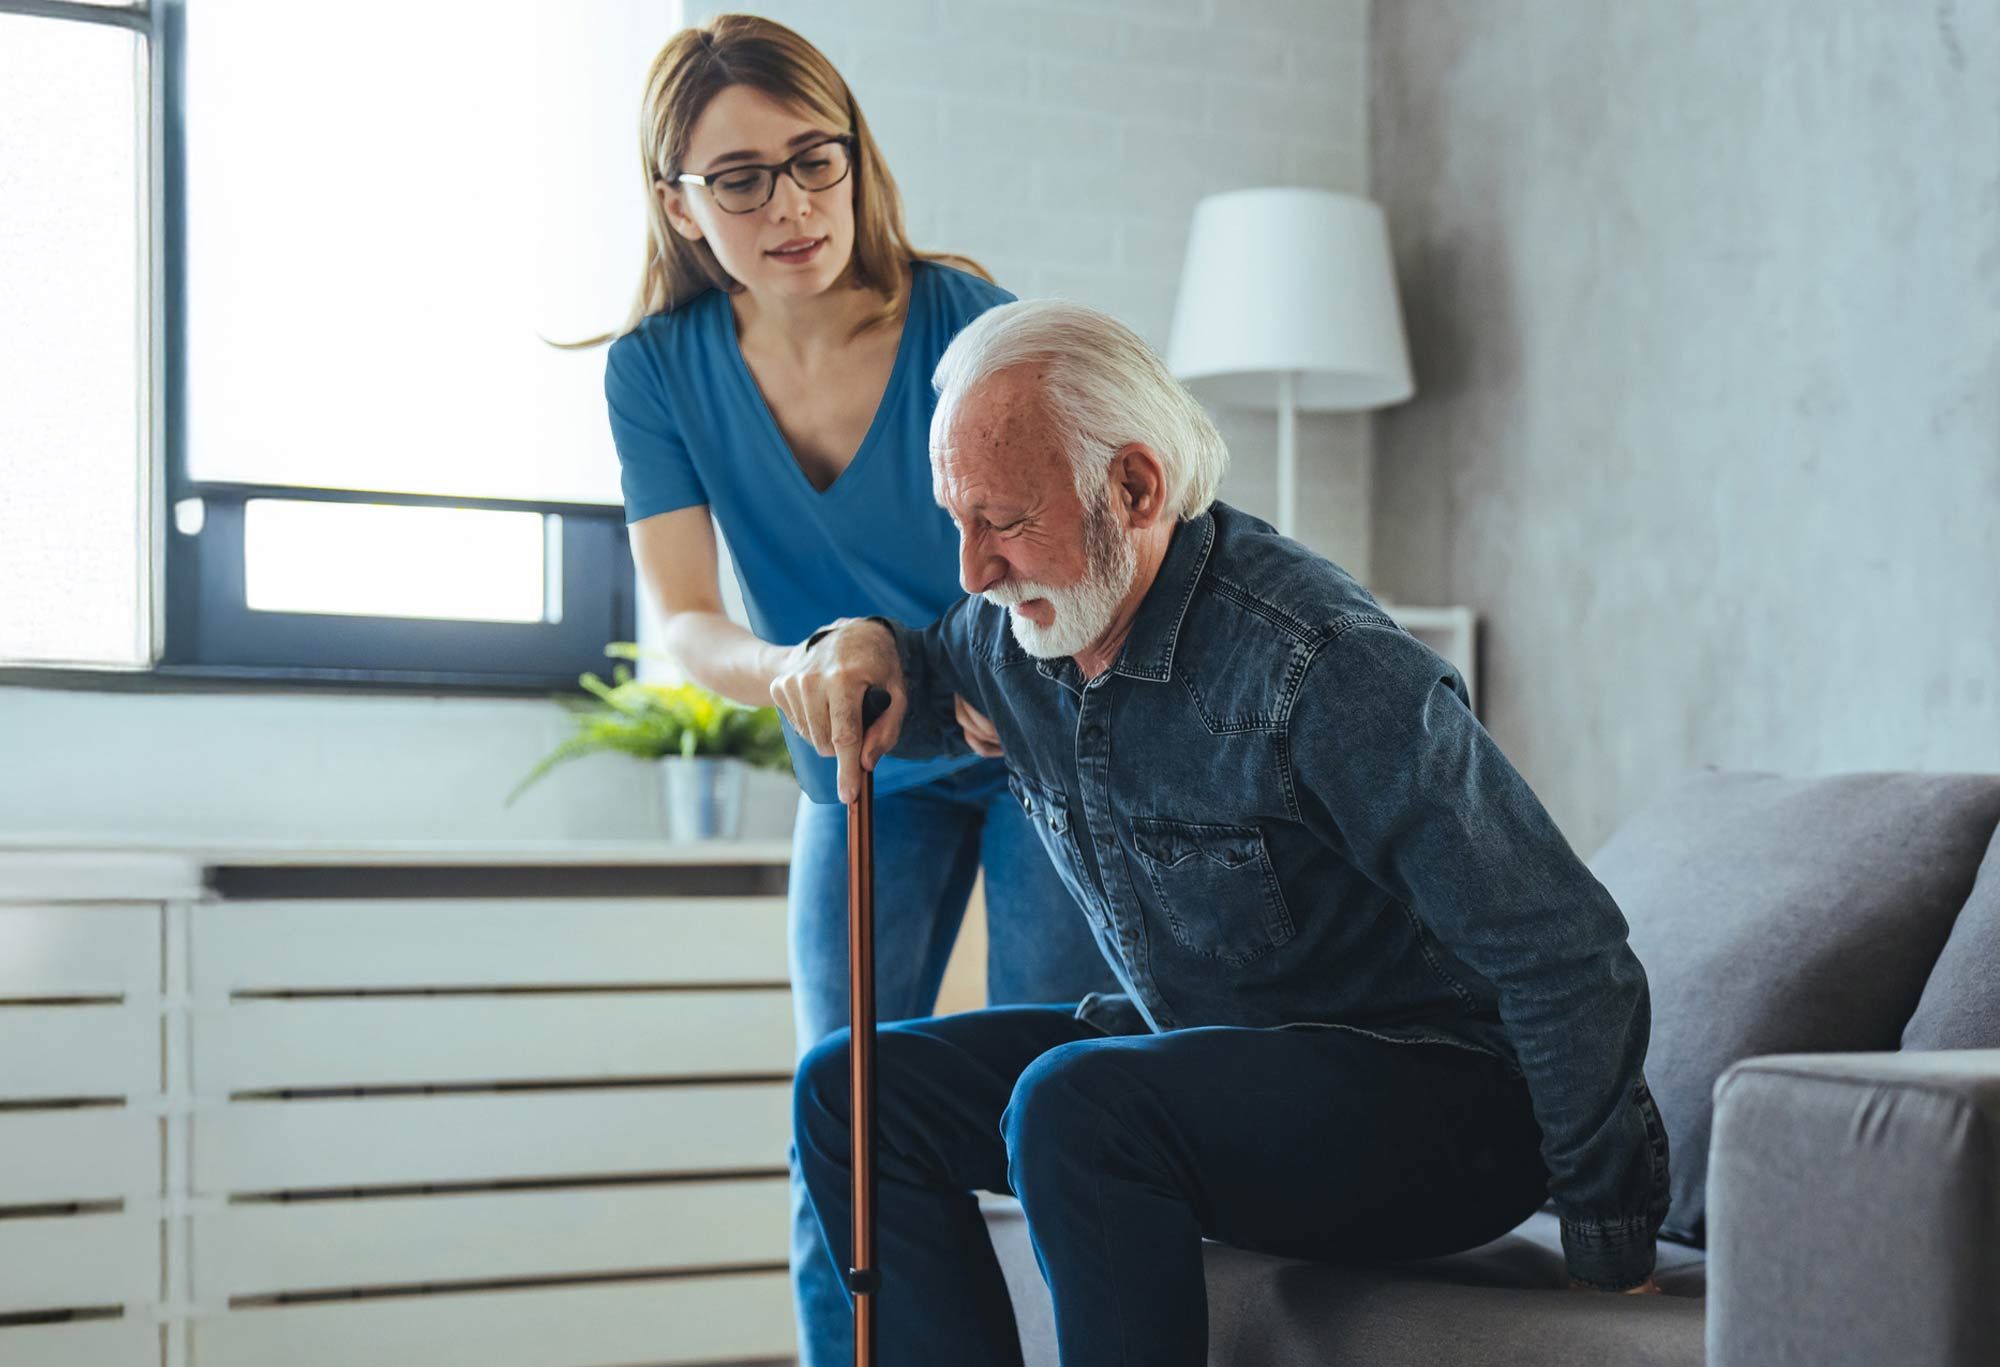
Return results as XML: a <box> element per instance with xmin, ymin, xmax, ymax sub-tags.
<box><xmin>0</xmin><ymin>4</ymin><xmax>151</xmax><ymax>669</ymax></box>
<box><xmin>2</xmin><ymin>0</ymin><xmax>682</xmax><ymax>690</ymax></box>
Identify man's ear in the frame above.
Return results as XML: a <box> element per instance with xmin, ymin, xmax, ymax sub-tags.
<box><xmin>658</xmin><ymin>181</ymin><xmax>705</xmax><ymax>242</ymax></box>
<box><xmin>1109</xmin><ymin>443</ymin><xmax>1169</xmax><ymax>530</ymax></box>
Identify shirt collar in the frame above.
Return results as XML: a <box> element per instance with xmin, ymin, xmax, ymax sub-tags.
<box><xmin>1109</xmin><ymin>510</ymin><xmax>1215</xmax><ymax>681</ymax></box>
<box><xmin>1014</xmin><ymin>510</ymin><xmax>1218</xmax><ymax>689</ymax></box>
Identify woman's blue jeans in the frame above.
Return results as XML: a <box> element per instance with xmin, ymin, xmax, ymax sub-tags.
<box><xmin>787</xmin><ymin>758</ymin><xmax>1116</xmax><ymax>1367</ymax></box>
<box><xmin>794</xmin><ymin>1006</ymin><xmax>1552</xmax><ymax>1367</ymax></box>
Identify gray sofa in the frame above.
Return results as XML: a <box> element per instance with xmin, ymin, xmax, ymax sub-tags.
<box><xmin>983</xmin><ymin>770</ymin><xmax>2000</xmax><ymax>1366</ymax></box>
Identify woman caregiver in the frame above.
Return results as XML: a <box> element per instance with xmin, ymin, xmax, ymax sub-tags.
<box><xmin>590</xmin><ymin>16</ymin><xmax>1113</xmax><ymax>1367</ymax></box>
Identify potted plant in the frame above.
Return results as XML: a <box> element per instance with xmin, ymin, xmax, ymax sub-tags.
<box><xmin>509</xmin><ymin>644</ymin><xmax>792</xmax><ymax>841</ymax></box>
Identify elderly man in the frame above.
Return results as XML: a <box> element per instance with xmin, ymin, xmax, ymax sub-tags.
<box><xmin>773</xmin><ymin>300</ymin><xmax>1669</xmax><ymax>1366</ymax></box>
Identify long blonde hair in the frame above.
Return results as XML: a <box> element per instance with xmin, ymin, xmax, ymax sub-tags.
<box><xmin>574</xmin><ymin>14</ymin><xmax>989</xmax><ymax>347</ymax></box>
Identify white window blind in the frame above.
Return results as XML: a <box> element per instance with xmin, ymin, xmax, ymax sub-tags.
<box><xmin>0</xmin><ymin>12</ymin><xmax>150</xmax><ymax>667</ymax></box>
<box><xmin>183</xmin><ymin>0</ymin><xmax>675</xmax><ymax>505</ymax></box>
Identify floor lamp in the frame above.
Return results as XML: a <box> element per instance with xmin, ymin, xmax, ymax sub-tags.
<box><xmin>1166</xmin><ymin>188</ymin><xmax>1416</xmax><ymax>540</ymax></box>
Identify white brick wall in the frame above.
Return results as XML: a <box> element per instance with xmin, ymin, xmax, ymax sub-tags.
<box><xmin>687</xmin><ymin>0</ymin><xmax>1377</xmax><ymax>577</ymax></box>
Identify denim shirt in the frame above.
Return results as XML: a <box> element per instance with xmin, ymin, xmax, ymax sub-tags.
<box><xmin>882</xmin><ymin>502</ymin><xmax>1672</xmax><ymax>1290</ymax></box>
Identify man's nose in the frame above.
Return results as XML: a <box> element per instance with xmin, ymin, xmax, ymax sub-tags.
<box><xmin>959</xmin><ymin>530</ymin><xmax>1003</xmax><ymax>596</ymax></box>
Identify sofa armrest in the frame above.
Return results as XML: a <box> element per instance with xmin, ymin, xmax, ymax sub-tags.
<box><xmin>1707</xmin><ymin>1049</ymin><xmax>2000</xmax><ymax>1367</ymax></box>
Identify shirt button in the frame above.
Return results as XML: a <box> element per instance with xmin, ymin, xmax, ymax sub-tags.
<box><xmin>1084</xmin><ymin>726</ymin><xmax>1103</xmax><ymax>745</ymax></box>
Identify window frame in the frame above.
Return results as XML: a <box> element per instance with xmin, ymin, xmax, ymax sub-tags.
<box><xmin>0</xmin><ymin>0</ymin><xmax>637</xmax><ymax>697</ymax></box>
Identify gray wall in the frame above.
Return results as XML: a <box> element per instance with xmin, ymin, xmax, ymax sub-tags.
<box><xmin>1371</xmin><ymin>0</ymin><xmax>2000</xmax><ymax>853</ymax></box>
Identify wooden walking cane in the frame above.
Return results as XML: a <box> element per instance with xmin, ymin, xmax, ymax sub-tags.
<box><xmin>846</xmin><ymin>687</ymin><xmax>893</xmax><ymax>1367</ymax></box>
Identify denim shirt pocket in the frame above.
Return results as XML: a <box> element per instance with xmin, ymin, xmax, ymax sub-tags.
<box><xmin>1007</xmin><ymin>771</ymin><xmax>1108</xmax><ymax>930</ymax></box>
<box><xmin>1129</xmin><ymin>817</ymin><xmax>1295</xmax><ymax>965</ymax></box>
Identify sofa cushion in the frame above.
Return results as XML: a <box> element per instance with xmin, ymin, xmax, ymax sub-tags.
<box><xmin>1903</xmin><ymin>827</ymin><xmax>2000</xmax><ymax>1049</ymax></box>
<box><xmin>987</xmin><ymin>1200</ymin><xmax>1705</xmax><ymax>1367</ymax></box>
<box><xmin>1406</xmin><ymin>1209</ymin><xmax>1707</xmax><ymax>1300</ymax></box>
<box><xmin>1588</xmin><ymin>771</ymin><xmax>2000</xmax><ymax>1247</ymax></box>
<box><xmin>1201</xmin><ymin>1235</ymin><xmax>1705</xmax><ymax>1367</ymax></box>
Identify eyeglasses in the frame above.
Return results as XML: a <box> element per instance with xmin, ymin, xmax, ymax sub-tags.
<box><xmin>673</xmin><ymin>136</ymin><xmax>855</xmax><ymax>215</ymax></box>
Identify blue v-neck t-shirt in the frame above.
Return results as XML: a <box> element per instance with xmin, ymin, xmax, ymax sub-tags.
<box><xmin>604</xmin><ymin>260</ymin><xmax>1012</xmax><ymax>804</ymax></box>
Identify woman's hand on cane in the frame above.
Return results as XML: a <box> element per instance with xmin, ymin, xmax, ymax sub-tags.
<box><xmin>771</xmin><ymin>618</ymin><xmax>907</xmax><ymax>804</ymax></box>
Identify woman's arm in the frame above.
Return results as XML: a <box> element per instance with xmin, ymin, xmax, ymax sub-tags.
<box><xmin>630</xmin><ymin>506</ymin><xmax>802</xmax><ymax>708</ymax></box>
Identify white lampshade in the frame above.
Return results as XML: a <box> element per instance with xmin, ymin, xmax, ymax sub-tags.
<box><xmin>1167</xmin><ymin>187</ymin><xmax>1414</xmax><ymax>412</ymax></box>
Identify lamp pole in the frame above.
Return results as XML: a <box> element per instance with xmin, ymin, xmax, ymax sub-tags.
<box><xmin>1276</xmin><ymin>369</ymin><xmax>1298</xmax><ymax>539</ymax></box>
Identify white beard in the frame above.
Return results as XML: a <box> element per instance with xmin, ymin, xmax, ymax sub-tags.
<box><xmin>981</xmin><ymin>493</ymin><xmax>1139</xmax><ymax>660</ymax></box>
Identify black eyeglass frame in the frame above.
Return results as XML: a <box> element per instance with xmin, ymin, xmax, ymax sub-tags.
<box><xmin>670</xmin><ymin>134</ymin><xmax>856</xmax><ymax>214</ymax></box>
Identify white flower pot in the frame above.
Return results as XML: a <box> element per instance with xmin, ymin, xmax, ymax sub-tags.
<box><xmin>661</xmin><ymin>756</ymin><xmax>747</xmax><ymax>842</ymax></box>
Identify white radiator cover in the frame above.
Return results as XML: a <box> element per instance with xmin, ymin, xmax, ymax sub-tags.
<box><xmin>0</xmin><ymin>841</ymin><xmax>798</xmax><ymax>1367</ymax></box>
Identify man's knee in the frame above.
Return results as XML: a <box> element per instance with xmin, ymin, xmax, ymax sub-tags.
<box><xmin>1002</xmin><ymin>1041</ymin><xmax>1124</xmax><ymax>1186</ymax></box>
<box><xmin>794</xmin><ymin>1027</ymin><xmax>854</xmax><ymax>1160</ymax></box>
<box><xmin>795</xmin><ymin>1022</ymin><xmax>946</xmax><ymax>1155</ymax></box>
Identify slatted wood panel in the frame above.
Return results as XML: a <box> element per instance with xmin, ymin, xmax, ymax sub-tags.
<box><xmin>187</xmin><ymin>886</ymin><xmax>798</xmax><ymax>1364</ymax></box>
<box><xmin>190</xmin><ymin>1270</ymin><xmax>795</xmax><ymax>1367</ymax></box>
<box><xmin>0</xmin><ymin>1317</ymin><xmax>157</xmax><ymax>1367</ymax></box>
<box><xmin>194</xmin><ymin>1083</ymin><xmax>791</xmax><ymax>1193</ymax></box>
<box><xmin>190</xmin><ymin>898</ymin><xmax>788</xmax><ymax>996</ymax></box>
<box><xmin>192</xmin><ymin>991</ymin><xmax>793</xmax><ymax>1095</ymax></box>
<box><xmin>192</xmin><ymin>1177</ymin><xmax>789</xmax><ymax>1301</ymax></box>
<box><xmin>0</xmin><ymin>901</ymin><xmax>161</xmax><ymax>1365</ymax></box>
<box><xmin>0</xmin><ymin>903</ymin><xmax>159</xmax><ymax>999</ymax></box>
<box><xmin>0</xmin><ymin>1004</ymin><xmax>157</xmax><ymax>1099</ymax></box>
<box><xmin>0</xmin><ymin>1210</ymin><xmax>160</xmax><ymax>1314</ymax></box>
<box><xmin>0</xmin><ymin>1106</ymin><xmax>155</xmax><ymax>1206</ymax></box>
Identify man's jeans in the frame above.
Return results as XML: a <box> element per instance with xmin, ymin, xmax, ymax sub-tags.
<box><xmin>794</xmin><ymin>1005</ymin><xmax>1553</xmax><ymax>1367</ymax></box>
<box><xmin>787</xmin><ymin>760</ymin><xmax>1116</xmax><ymax>1367</ymax></box>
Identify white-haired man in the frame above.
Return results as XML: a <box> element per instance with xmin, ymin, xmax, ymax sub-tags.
<box><xmin>773</xmin><ymin>300</ymin><xmax>1669</xmax><ymax>1366</ymax></box>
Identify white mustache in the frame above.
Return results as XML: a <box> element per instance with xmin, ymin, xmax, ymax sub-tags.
<box><xmin>982</xmin><ymin>580</ymin><xmax>1065</xmax><ymax>609</ymax></box>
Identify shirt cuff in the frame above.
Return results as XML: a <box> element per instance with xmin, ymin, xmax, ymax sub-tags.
<box><xmin>1560</xmin><ymin>1214</ymin><xmax>1659</xmax><ymax>1291</ymax></box>
<box><xmin>871</xmin><ymin>617</ymin><xmax>931</xmax><ymax>713</ymax></box>
<box><xmin>870</xmin><ymin>617</ymin><xmax>965</xmax><ymax>762</ymax></box>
